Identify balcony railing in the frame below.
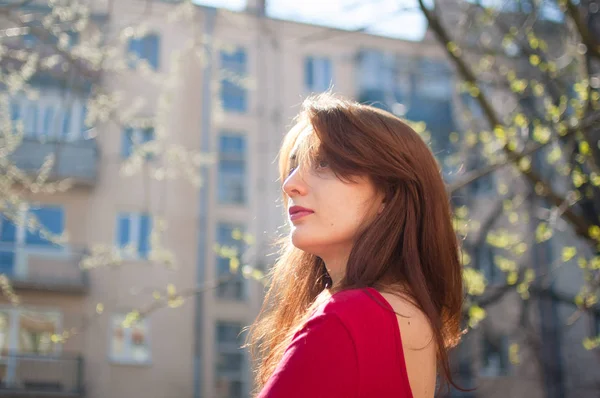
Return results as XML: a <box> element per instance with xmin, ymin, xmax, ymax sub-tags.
<box><xmin>0</xmin><ymin>353</ymin><xmax>84</xmax><ymax>397</ymax></box>
<box><xmin>9</xmin><ymin>138</ymin><xmax>98</xmax><ymax>186</ymax></box>
<box><xmin>0</xmin><ymin>245</ymin><xmax>89</xmax><ymax>295</ymax></box>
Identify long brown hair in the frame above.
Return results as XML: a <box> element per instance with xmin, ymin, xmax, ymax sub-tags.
<box><xmin>246</xmin><ymin>92</ymin><xmax>464</xmax><ymax>394</ymax></box>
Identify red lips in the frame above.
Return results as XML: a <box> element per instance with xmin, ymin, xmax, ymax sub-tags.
<box><xmin>288</xmin><ymin>205</ymin><xmax>314</xmax><ymax>221</ymax></box>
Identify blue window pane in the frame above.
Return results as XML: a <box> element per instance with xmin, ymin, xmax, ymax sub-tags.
<box><xmin>323</xmin><ymin>58</ymin><xmax>332</xmax><ymax>91</ymax></box>
<box><xmin>215</xmin><ymin>223</ymin><xmax>245</xmax><ymax>300</ymax></box>
<box><xmin>127</xmin><ymin>38</ymin><xmax>141</xmax><ymax>68</ymax></box>
<box><xmin>145</xmin><ymin>35</ymin><xmax>159</xmax><ymax>70</ymax></box>
<box><xmin>216</xmin><ymin>223</ymin><xmax>244</xmax><ymax>270</ymax></box>
<box><xmin>26</xmin><ymin>104</ymin><xmax>38</xmax><ymax>136</ymax></box>
<box><xmin>0</xmin><ymin>216</ymin><xmax>16</xmax><ymax>243</ymax></box>
<box><xmin>80</xmin><ymin>104</ymin><xmax>88</xmax><ymax>135</ymax></box>
<box><xmin>118</xmin><ymin>214</ymin><xmax>130</xmax><ymax>248</ymax></box>
<box><xmin>0</xmin><ymin>251</ymin><xmax>15</xmax><ymax>276</ymax></box>
<box><xmin>25</xmin><ymin>207</ymin><xmax>64</xmax><ymax>246</ymax></box>
<box><xmin>43</xmin><ymin>107</ymin><xmax>54</xmax><ymax>138</ymax></box>
<box><xmin>11</xmin><ymin>102</ymin><xmax>20</xmax><ymax>122</ymax></box>
<box><xmin>304</xmin><ymin>57</ymin><xmax>314</xmax><ymax>89</ymax></box>
<box><xmin>138</xmin><ymin>214</ymin><xmax>151</xmax><ymax>259</ymax></box>
<box><xmin>219</xmin><ymin>135</ymin><xmax>245</xmax><ymax>153</ymax></box>
<box><xmin>62</xmin><ymin>108</ymin><xmax>71</xmax><ymax>139</ymax></box>
<box><xmin>23</xmin><ymin>33</ymin><xmax>37</xmax><ymax>47</ymax></box>
<box><xmin>142</xmin><ymin>128</ymin><xmax>154</xmax><ymax>143</ymax></box>
<box><xmin>217</xmin><ymin>224</ymin><xmax>234</xmax><ymax>246</ymax></box>
<box><xmin>121</xmin><ymin>128</ymin><xmax>134</xmax><ymax>158</ymax></box>
<box><xmin>218</xmin><ymin>135</ymin><xmax>246</xmax><ymax>205</ymax></box>
<box><xmin>220</xmin><ymin>48</ymin><xmax>247</xmax><ymax>112</ymax></box>
<box><xmin>128</xmin><ymin>35</ymin><xmax>160</xmax><ymax>70</ymax></box>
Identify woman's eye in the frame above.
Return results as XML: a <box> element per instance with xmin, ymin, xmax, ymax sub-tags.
<box><xmin>316</xmin><ymin>160</ymin><xmax>329</xmax><ymax>169</ymax></box>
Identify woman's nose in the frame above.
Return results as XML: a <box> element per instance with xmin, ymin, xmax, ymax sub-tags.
<box><xmin>282</xmin><ymin>168</ymin><xmax>307</xmax><ymax>197</ymax></box>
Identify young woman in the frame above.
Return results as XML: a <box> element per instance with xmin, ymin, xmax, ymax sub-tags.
<box><xmin>246</xmin><ymin>93</ymin><xmax>464</xmax><ymax>398</ymax></box>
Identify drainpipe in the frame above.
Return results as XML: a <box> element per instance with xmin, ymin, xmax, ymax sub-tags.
<box><xmin>193</xmin><ymin>6</ymin><xmax>216</xmax><ymax>398</ymax></box>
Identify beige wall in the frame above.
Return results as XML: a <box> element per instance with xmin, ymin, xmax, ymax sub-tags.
<box><xmin>9</xmin><ymin>1</ymin><xmax>600</xmax><ymax>398</ymax></box>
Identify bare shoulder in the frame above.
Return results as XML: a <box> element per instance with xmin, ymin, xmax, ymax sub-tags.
<box><xmin>379</xmin><ymin>290</ymin><xmax>437</xmax><ymax>398</ymax></box>
<box><xmin>378</xmin><ymin>291</ymin><xmax>434</xmax><ymax>350</ymax></box>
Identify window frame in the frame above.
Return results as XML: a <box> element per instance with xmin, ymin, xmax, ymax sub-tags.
<box><xmin>215</xmin><ymin>321</ymin><xmax>247</xmax><ymax>398</ymax></box>
<box><xmin>219</xmin><ymin>47</ymin><xmax>248</xmax><ymax>113</ymax></box>
<box><xmin>115</xmin><ymin>212</ymin><xmax>152</xmax><ymax>260</ymax></box>
<box><xmin>127</xmin><ymin>33</ymin><xmax>160</xmax><ymax>70</ymax></box>
<box><xmin>215</xmin><ymin>223</ymin><xmax>246</xmax><ymax>301</ymax></box>
<box><xmin>0</xmin><ymin>205</ymin><xmax>67</xmax><ymax>278</ymax></box>
<box><xmin>304</xmin><ymin>55</ymin><xmax>333</xmax><ymax>92</ymax></box>
<box><xmin>217</xmin><ymin>133</ymin><xmax>247</xmax><ymax>206</ymax></box>
<box><xmin>108</xmin><ymin>313</ymin><xmax>152</xmax><ymax>366</ymax></box>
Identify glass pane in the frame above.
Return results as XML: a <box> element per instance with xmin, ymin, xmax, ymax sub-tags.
<box><xmin>216</xmin><ymin>352</ymin><xmax>243</xmax><ymax>373</ymax></box>
<box><xmin>43</xmin><ymin>107</ymin><xmax>55</xmax><ymax>138</ymax></box>
<box><xmin>215</xmin><ymin>377</ymin><xmax>243</xmax><ymax>398</ymax></box>
<box><xmin>25</xmin><ymin>207</ymin><xmax>64</xmax><ymax>246</ymax></box>
<box><xmin>0</xmin><ymin>311</ymin><xmax>9</xmax><ymax>356</ymax></box>
<box><xmin>117</xmin><ymin>214</ymin><xmax>130</xmax><ymax>248</ymax></box>
<box><xmin>0</xmin><ymin>251</ymin><xmax>15</xmax><ymax>276</ymax></box>
<box><xmin>121</xmin><ymin>128</ymin><xmax>134</xmax><ymax>158</ymax></box>
<box><xmin>0</xmin><ymin>216</ymin><xmax>17</xmax><ymax>243</ymax></box>
<box><xmin>130</xmin><ymin>323</ymin><xmax>150</xmax><ymax>362</ymax></box>
<box><xmin>304</xmin><ymin>56</ymin><xmax>314</xmax><ymax>89</ymax></box>
<box><xmin>111</xmin><ymin>315</ymin><xmax>150</xmax><ymax>363</ymax></box>
<box><xmin>18</xmin><ymin>311</ymin><xmax>60</xmax><ymax>355</ymax></box>
<box><xmin>25</xmin><ymin>103</ymin><xmax>38</xmax><ymax>137</ymax></box>
<box><xmin>216</xmin><ymin>322</ymin><xmax>242</xmax><ymax>345</ymax></box>
<box><xmin>62</xmin><ymin>108</ymin><xmax>72</xmax><ymax>139</ymax></box>
<box><xmin>138</xmin><ymin>214</ymin><xmax>151</xmax><ymax>258</ymax></box>
<box><xmin>219</xmin><ymin>135</ymin><xmax>245</xmax><ymax>154</ymax></box>
<box><xmin>111</xmin><ymin>317</ymin><xmax>125</xmax><ymax>358</ymax></box>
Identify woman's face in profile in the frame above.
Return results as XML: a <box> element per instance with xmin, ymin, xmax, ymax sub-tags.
<box><xmin>282</xmin><ymin>129</ymin><xmax>384</xmax><ymax>261</ymax></box>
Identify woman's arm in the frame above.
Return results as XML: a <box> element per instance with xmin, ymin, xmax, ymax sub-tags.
<box><xmin>257</xmin><ymin>313</ymin><xmax>359</xmax><ymax>398</ymax></box>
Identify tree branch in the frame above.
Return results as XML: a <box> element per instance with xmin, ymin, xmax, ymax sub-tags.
<box><xmin>419</xmin><ymin>0</ymin><xmax>595</xmax><ymax>243</ymax></box>
<box><xmin>565</xmin><ymin>0</ymin><xmax>600</xmax><ymax>59</ymax></box>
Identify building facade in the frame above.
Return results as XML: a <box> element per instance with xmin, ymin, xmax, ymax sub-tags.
<box><xmin>1</xmin><ymin>0</ymin><xmax>598</xmax><ymax>398</ymax></box>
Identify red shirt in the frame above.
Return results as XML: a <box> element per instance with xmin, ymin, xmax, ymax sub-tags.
<box><xmin>257</xmin><ymin>287</ymin><xmax>414</xmax><ymax>398</ymax></box>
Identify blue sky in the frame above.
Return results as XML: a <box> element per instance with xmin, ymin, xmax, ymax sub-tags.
<box><xmin>192</xmin><ymin>0</ymin><xmax>429</xmax><ymax>41</ymax></box>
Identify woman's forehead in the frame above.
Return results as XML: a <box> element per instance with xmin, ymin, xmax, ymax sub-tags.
<box><xmin>290</xmin><ymin>126</ymin><xmax>313</xmax><ymax>155</ymax></box>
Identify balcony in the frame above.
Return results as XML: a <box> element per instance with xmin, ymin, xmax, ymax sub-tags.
<box><xmin>0</xmin><ymin>353</ymin><xmax>84</xmax><ymax>397</ymax></box>
<box><xmin>0</xmin><ymin>245</ymin><xmax>89</xmax><ymax>295</ymax></box>
<box><xmin>10</xmin><ymin>139</ymin><xmax>98</xmax><ymax>187</ymax></box>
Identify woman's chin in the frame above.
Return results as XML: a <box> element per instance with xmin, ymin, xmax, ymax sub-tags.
<box><xmin>290</xmin><ymin>230</ymin><xmax>314</xmax><ymax>252</ymax></box>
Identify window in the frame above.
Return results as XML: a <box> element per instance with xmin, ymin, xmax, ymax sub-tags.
<box><xmin>61</xmin><ymin>108</ymin><xmax>72</xmax><ymax>140</ymax></box>
<box><xmin>480</xmin><ymin>334</ymin><xmax>509</xmax><ymax>377</ymax></box>
<box><xmin>116</xmin><ymin>213</ymin><xmax>152</xmax><ymax>259</ymax></box>
<box><xmin>110</xmin><ymin>314</ymin><xmax>151</xmax><ymax>364</ymax></box>
<box><xmin>21</xmin><ymin>29</ymin><xmax>79</xmax><ymax>49</ymax></box>
<box><xmin>42</xmin><ymin>106</ymin><xmax>55</xmax><ymax>138</ymax></box>
<box><xmin>357</xmin><ymin>50</ymin><xmax>403</xmax><ymax>110</ymax></box>
<box><xmin>218</xmin><ymin>134</ymin><xmax>247</xmax><ymax>205</ymax></box>
<box><xmin>0</xmin><ymin>308</ymin><xmax>61</xmax><ymax>356</ymax></box>
<box><xmin>304</xmin><ymin>56</ymin><xmax>332</xmax><ymax>92</ymax></box>
<box><xmin>215</xmin><ymin>223</ymin><xmax>245</xmax><ymax>301</ymax></box>
<box><xmin>10</xmin><ymin>100</ymin><xmax>20</xmax><ymax>129</ymax></box>
<box><xmin>220</xmin><ymin>48</ymin><xmax>247</xmax><ymax>112</ymax></box>
<box><xmin>121</xmin><ymin>128</ymin><xmax>155</xmax><ymax>159</ymax></box>
<box><xmin>24</xmin><ymin>103</ymin><xmax>38</xmax><ymax>138</ymax></box>
<box><xmin>414</xmin><ymin>58</ymin><xmax>453</xmax><ymax>100</ymax></box>
<box><xmin>127</xmin><ymin>34</ymin><xmax>160</xmax><ymax>70</ymax></box>
<box><xmin>215</xmin><ymin>322</ymin><xmax>246</xmax><ymax>398</ymax></box>
<box><xmin>0</xmin><ymin>206</ymin><xmax>65</xmax><ymax>276</ymax></box>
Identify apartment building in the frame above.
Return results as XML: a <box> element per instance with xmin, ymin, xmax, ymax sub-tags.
<box><xmin>2</xmin><ymin>0</ymin><xmax>597</xmax><ymax>397</ymax></box>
